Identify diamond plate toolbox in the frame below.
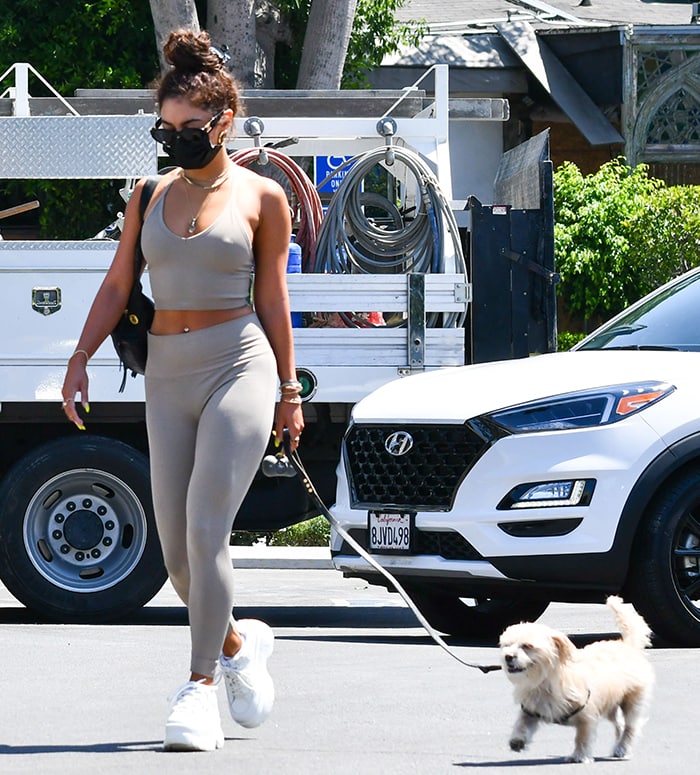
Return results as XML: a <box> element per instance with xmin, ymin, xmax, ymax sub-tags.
<box><xmin>0</xmin><ymin>114</ymin><xmax>157</xmax><ymax>178</ymax></box>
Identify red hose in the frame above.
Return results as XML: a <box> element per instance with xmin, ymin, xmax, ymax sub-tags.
<box><xmin>230</xmin><ymin>147</ymin><xmax>324</xmax><ymax>271</ymax></box>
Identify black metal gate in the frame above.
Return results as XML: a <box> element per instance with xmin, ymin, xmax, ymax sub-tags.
<box><xmin>466</xmin><ymin>130</ymin><xmax>557</xmax><ymax>363</ymax></box>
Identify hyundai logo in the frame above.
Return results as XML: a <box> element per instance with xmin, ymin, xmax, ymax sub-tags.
<box><xmin>384</xmin><ymin>431</ymin><xmax>414</xmax><ymax>456</ymax></box>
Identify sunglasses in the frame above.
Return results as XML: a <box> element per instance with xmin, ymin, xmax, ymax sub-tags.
<box><xmin>150</xmin><ymin>110</ymin><xmax>224</xmax><ymax>146</ymax></box>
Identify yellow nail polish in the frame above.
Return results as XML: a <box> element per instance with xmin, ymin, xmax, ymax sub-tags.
<box><xmin>85</xmin><ymin>403</ymin><xmax>90</xmax><ymax>414</ymax></box>
<box><xmin>78</xmin><ymin>424</ymin><xmax>86</xmax><ymax>431</ymax></box>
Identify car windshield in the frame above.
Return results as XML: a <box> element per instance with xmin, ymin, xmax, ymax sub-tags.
<box><xmin>576</xmin><ymin>270</ymin><xmax>700</xmax><ymax>351</ymax></box>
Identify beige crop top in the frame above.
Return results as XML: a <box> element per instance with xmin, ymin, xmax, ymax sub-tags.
<box><xmin>141</xmin><ymin>181</ymin><xmax>254</xmax><ymax>310</ymax></box>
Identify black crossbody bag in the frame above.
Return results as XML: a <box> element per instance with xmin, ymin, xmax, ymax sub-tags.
<box><xmin>111</xmin><ymin>177</ymin><xmax>158</xmax><ymax>392</ymax></box>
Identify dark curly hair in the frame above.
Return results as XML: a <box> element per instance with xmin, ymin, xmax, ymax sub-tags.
<box><xmin>156</xmin><ymin>29</ymin><xmax>242</xmax><ymax>116</ymax></box>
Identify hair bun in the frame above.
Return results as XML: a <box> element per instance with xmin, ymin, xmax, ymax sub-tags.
<box><xmin>164</xmin><ymin>29</ymin><xmax>223</xmax><ymax>74</ymax></box>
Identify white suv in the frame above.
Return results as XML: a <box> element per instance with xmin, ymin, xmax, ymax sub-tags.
<box><xmin>331</xmin><ymin>267</ymin><xmax>700</xmax><ymax>645</ymax></box>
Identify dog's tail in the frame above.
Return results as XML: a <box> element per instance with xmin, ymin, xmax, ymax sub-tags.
<box><xmin>606</xmin><ymin>595</ymin><xmax>652</xmax><ymax>649</ymax></box>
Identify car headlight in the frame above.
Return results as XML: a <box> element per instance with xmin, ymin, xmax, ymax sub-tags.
<box><xmin>483</xmin><ymin>381</ymin><xmax>674</xmax><ymax>433</ymax></box>
<box><xmin>498</xmin><ymin>479</ymin><xmax>596</xmax><ymax>510</ymax></box>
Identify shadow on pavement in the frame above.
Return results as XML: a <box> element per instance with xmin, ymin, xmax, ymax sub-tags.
<box><xmin>0</xmin><ymin>604</ymin><xmax>416</xmax><ymax>629</ymax></box>
<box><xmin>0</xmin><ymin>736</ymin><xmax>253</xmax><ymax>756</ymax></box>
<box><xmin>0</xmin><ymin>741</ymin><xmax>163</xmax><ymax>756</ymax></box>
<box><xmin>0</xmin><ymin>605</ymin><xmax>657</xmax><ymax>653</ymax></box>
<box><xmin>454</xmin><ymin>756</ymin><xmax>570</xmax><ymax>767</ymax></box>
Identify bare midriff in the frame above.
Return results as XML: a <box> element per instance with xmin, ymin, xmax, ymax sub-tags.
<box><xmin>150</xmin><ymin>305</ymin><xmax>253</xmax><ymax>335</ymax></box>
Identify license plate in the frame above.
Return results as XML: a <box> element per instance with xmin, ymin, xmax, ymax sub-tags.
<box><xmin>368</xmin><ymin>512</ymin><xmax>413</xmax><ymax>552</ymax></box>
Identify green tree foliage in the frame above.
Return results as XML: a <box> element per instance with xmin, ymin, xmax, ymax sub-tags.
<box><xmin>0</xmin><ymin>0</ymin><xmax>158</xmax><ymax>239</ymax></box>
<box><xmin>0</xmin><ymin>0</ymin><xmax>157</xmax><ymax>93</ymax></box>
<box><xmin>343</xmin><ymin>0</ymin><xmax>427</xmax><ymax>87</ymax></box>
<box><xmin>554</xmin><ymin>157</ymin><xmax>700</xmax><ymax>328</ymax></box>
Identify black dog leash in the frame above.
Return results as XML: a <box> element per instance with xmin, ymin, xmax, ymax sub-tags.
<box><xmin>262</xmin><ymin>435</ymin><xmax>501</xmax><ymax>674</ymax></box>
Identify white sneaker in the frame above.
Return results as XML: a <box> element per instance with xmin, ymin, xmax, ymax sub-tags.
<box><xmin>219</xmin><ymin>619</ymin><xmax>275</xmax><ymax>728</ymax></box>
<box><xmin>163</xmin><ymin>679</ymin><xmax>224</xmax><ymax>752</ymax></box>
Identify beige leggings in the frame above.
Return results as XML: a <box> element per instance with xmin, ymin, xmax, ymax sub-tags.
<box><xmin>145</xmin><ymin>314</ymin><xmax>277</xmax><ymax>677</ymax></box>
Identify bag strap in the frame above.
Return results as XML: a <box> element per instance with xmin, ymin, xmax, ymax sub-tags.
<box><xmin>118</xmin><ymin>177</ymin><xmax>159</xmax><ymax>394</ymax></box>
<box><xmin>132</xmin><ymin>176</ymin><xmax>159</xmax><ymax>282</ymax></box>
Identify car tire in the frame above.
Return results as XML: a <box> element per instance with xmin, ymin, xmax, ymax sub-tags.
<box><xmin>0</xmin><ymin>434</ymin><xmax>167</xmax><ymax>622</ymax></box>
<box><xmin>403</xmin><ymin>583</ymin><xmax>549</xmax><ymax>639</ymax></box>
<box><xmin>627</xmin><ymin>468</ymin><xmax>700</xmax><ymax>646</ymax></box>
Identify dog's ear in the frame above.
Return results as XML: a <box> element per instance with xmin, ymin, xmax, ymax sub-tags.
<box><xmin>552</xmin><ymin>632</ymin><xmax>576</xmax><ymax>663</ymax></box>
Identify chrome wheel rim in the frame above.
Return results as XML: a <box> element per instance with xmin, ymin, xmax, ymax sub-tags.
<box><xmin>23</xmin><ymin>468</ymin><xmax>148</xmax><ymax>593</ymax></box>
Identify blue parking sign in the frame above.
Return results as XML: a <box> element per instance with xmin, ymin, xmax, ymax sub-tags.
<box><xmin>315</xmin><ymin>155</ymin><xmax>355</xmax><ymax>193</ymax></box>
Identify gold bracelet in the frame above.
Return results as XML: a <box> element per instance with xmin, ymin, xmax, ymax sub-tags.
<box><xmin>280</xmin><ymin>379</ymin><xmax>303</xmax><ymax>392</ymax></box>
<box><xmin>280</xmin><ymin>395</ymin><xmax>302</xmax><ymax>404</ymax></box>
<box><xmin>70</xmin><ymin>349</ymin><xmax>90</xmax><ymax>363</ymax></box>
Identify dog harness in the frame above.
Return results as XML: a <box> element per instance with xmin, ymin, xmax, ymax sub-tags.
<box><xmin>521</xmin><ymin>689</ymin><xmax>591</xmax><ymax>725</ymax></box>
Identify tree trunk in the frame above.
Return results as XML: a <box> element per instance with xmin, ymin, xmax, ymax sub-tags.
<box><xmin>296</xmin><ymin>0</ymin><xmax>358</xmax><ymax>89</ymax></box>
<box><xmin>255</xmin><ymin>1</ymin><xmax>290</xmax><ymax>89</ymax></box>
<box><xmin>208</xmin><ymin>0</ymin><xmax>257</xmax><ymax>88</ymax></box>
<box><xmin>149</xmin><ymin>0</ymin><xmax>200</xmax><ymax>74</ymax></box>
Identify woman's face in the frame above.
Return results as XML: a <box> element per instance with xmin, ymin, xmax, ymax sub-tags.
<box><xmin>153</xmin><ymin>97</ymin><xmax>233</xmax><ymax>170</ymax></box>
<box><xmin>158</xmin><ymin>96</ymin><xmax>229</xmax><ymax>135</ymax></box>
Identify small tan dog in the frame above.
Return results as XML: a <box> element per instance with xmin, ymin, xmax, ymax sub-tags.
<box><xmin>499</xmin><ymin>596</ymin><xmax>654</xmax><ymax>763</ymax></box>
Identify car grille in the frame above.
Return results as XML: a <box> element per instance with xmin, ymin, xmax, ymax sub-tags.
<box><xmin>344</xmin><ymin>423</ymin><xmax>489</xmax><ymax>510</ymax></box>
<box><xmin>415</xmin><ymin>530</ymin><xmax>483</xmax><ymax>560</ymax></box>
<box><xmin>341</xmin><ymin>528</ymin><xmax>483</xmax><ymax>561</ymax></box>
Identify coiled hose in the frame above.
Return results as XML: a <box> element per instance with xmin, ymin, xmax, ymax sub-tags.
<box><xmin>230</xmin><ymin>147</ymin><xmax>324</xmax><ymax>271</ymax></box>
<box><xmin>312</xmin><ymin>144</ymin><xmax>467</xmax><ymax>328</ymax></box>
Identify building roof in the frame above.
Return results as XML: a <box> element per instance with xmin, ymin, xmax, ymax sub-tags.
<box><xmin>395</xmin><ymin>0</ymin><xmax>698</xmax><ymax>30</ymax></box>
<box><xmin>376</xmin><ymin>1</ymin><xmax>700</xmax><ymax>146</ymax></box>
<box><xmin>383</xmin><ymin>2</ymin><xmax>700</xmax><ymax>70</ymax></box>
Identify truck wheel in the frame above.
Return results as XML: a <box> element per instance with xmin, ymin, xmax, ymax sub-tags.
<box><xmin>404</xmin><ymin>583</ymin><xmax>549</xmax><ymax>639</ymax></box>
<box><xmin>627</xmin><ymin>468</ymin><xmax>700</xmax><ymax>646</ymax></box>
<box><xmin>0</xmin><ymin>435</ymin><xmax>167</xmax><ymax>622</ymax></box>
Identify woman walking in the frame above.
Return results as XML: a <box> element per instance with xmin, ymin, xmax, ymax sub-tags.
<box><xmin>61</xmin><ymin>28</ymin><xmax>304</xmax><ymax>751</ymax></box>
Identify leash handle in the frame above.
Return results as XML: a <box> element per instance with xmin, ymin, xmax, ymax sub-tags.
<box><xmin>281</xmin><ymin>431</ymin><xmax>501</xmax><ymax>674</ymax></box>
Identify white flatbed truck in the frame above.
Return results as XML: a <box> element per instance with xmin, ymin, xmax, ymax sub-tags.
<box><xmin>0</xmin><ymin>63</ymin><xmax>552</xmax><ymax>620</ymax></box>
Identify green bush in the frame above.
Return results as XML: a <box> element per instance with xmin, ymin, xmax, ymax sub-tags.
<box><xmin>554</xmin><ymin>158</ymin><xmax>663</xmax><ymax>323</ymax></box>
<box><xmin>627</xmin><ymin>184</ymin><xmax>700</xmax><ymax>287</ymax></box>
<box><xmin>269</xmin><ymin>516</ymin><xmax>330</xmax><ymax>547</ymax></box>
<box><xmin>554</xmin><ymin>158</ymin><xmax>700</xmax><ymax>332</ymax></box>
<box><xmin>557</xmin><ymin>331</ymin><xmax>587</xmax><ymax>351</ymax></box>
<box><xmin>232</xmin><ymin>515</ymin><xmax>330</xmax><ymax>547</ymax></box>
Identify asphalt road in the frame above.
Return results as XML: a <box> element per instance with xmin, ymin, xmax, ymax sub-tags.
<box><xmin>0</xmin><ymin>566</ymin><xmax>696</xmax><ymax>774</ymax></box>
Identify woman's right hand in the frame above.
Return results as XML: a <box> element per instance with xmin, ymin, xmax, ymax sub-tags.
<box><xmin>61</xmin><ymin>353</ymin><xmax>90</xmax><ymax>430</ymax></box>
<box><xmin>57</xmin><ymin>177</ymin><xmax>150</xmax><ymax>431</ymax></box>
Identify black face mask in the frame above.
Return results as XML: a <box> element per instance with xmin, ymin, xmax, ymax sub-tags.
<box><xmin>151</xmin><ymin>110</ymin><xmax>224</xmax><ymax>170</ymax></box>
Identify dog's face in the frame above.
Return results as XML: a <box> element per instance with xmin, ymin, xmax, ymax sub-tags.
<box><xmin>499</xmin><ymin>621</ymin><xmax>576</xmax><ymax>688</ymax></box>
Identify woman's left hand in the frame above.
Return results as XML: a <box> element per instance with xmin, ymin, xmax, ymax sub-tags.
<box><xmin>275</xmin><ymin>401</ymin><xmax>305</xmax><ymax>452</ymax></box>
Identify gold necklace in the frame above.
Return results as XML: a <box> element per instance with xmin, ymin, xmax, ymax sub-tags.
<box><xmin>181</xmin><ymin>168</ymin><xmax>230</xmax><ymax>190</ymax></box>
<box><xmin>181</xmin><ymin>173</ymin><xmax>229</xmax><ymax>234</ymax></box>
